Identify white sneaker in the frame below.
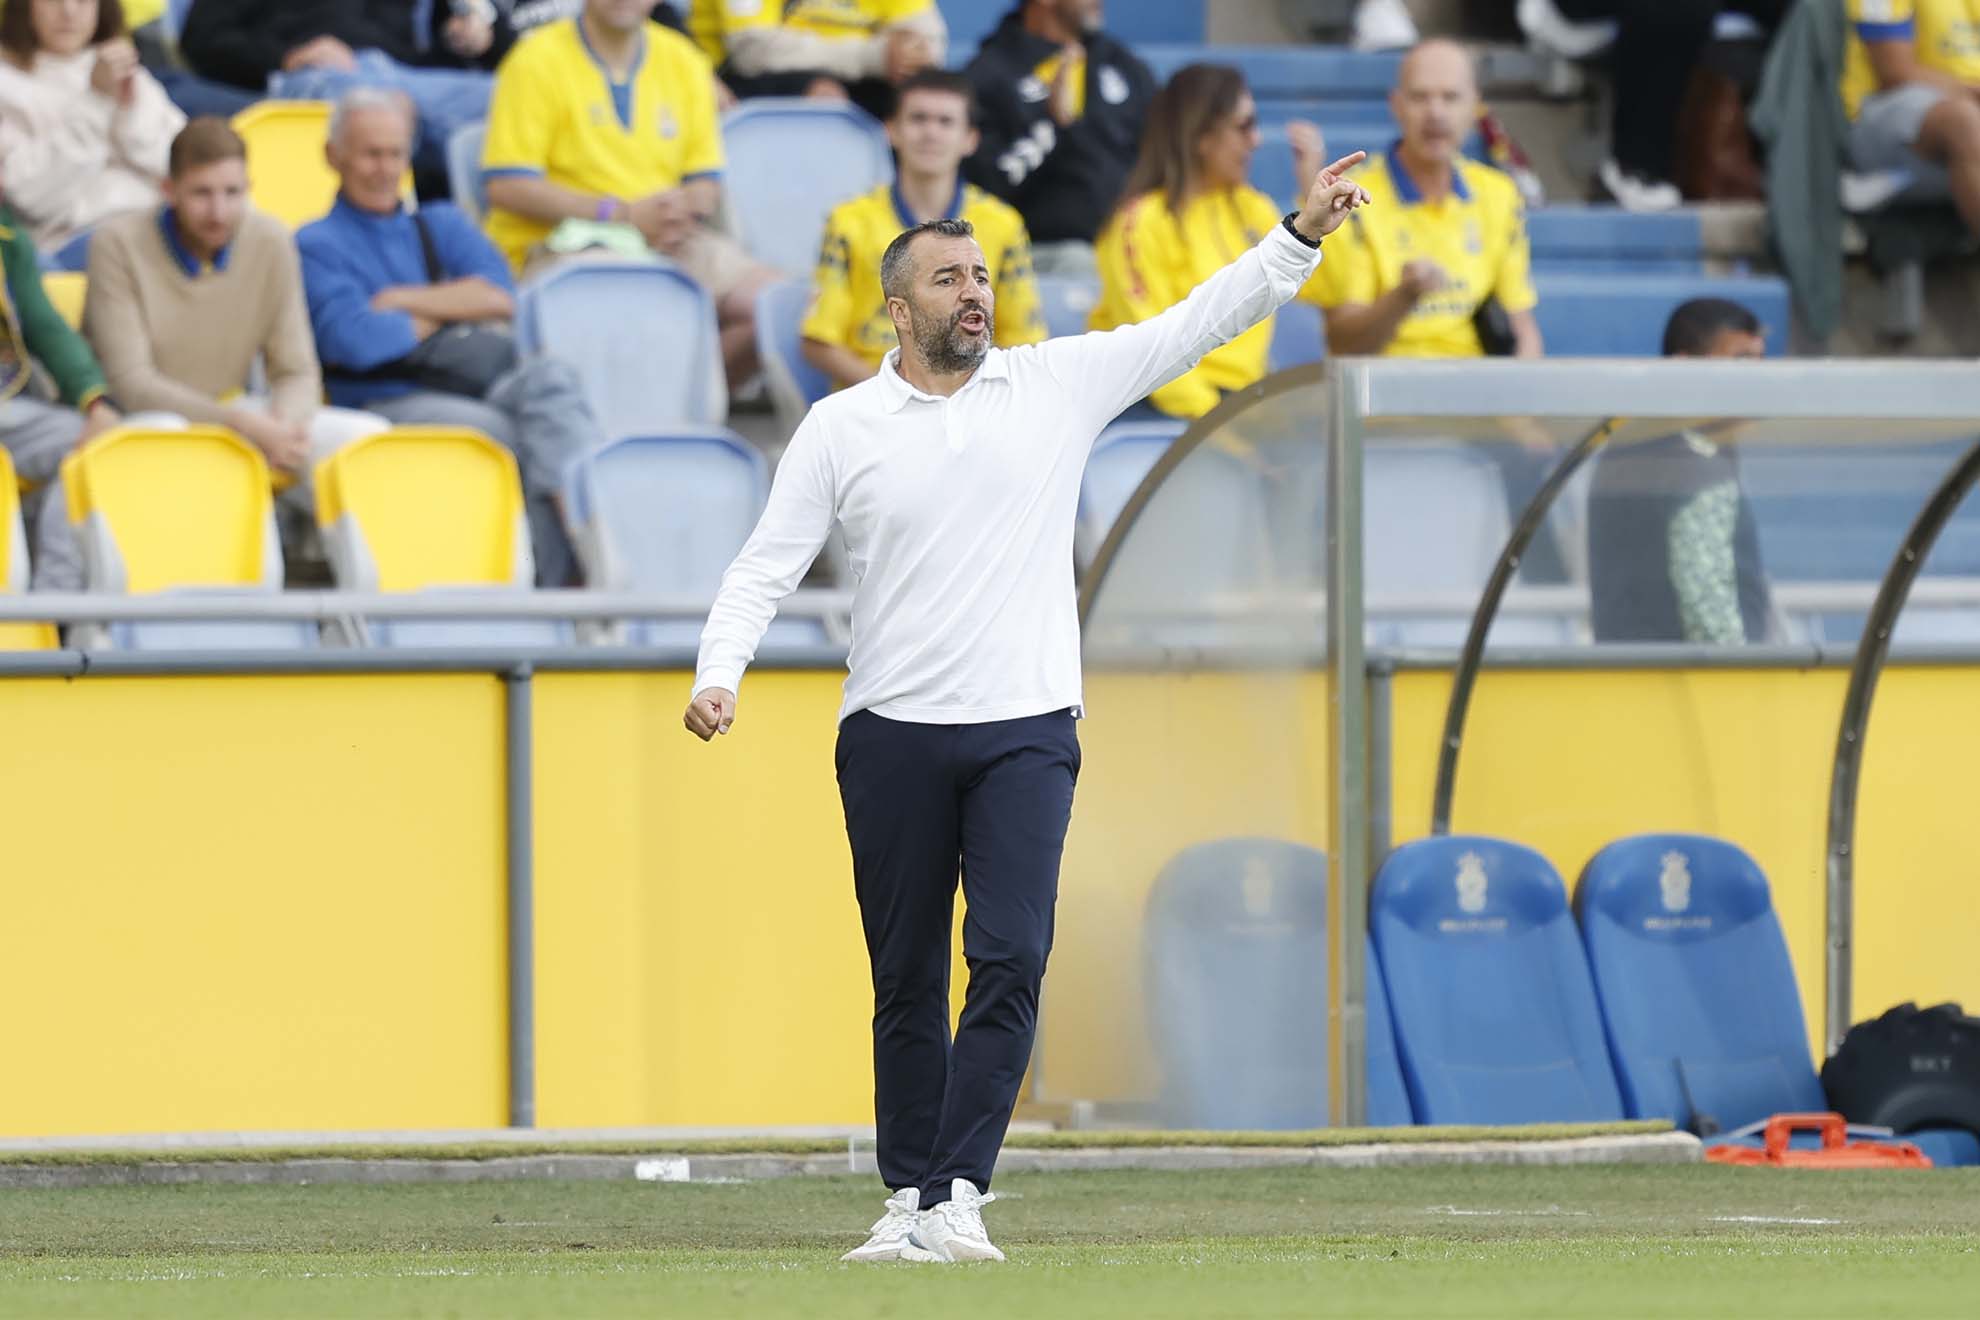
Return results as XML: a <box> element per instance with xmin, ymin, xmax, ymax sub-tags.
<box><xmin>906</xmin><ymin>1178</ymin><xmax>1005</xmax><ymax>1263</ymax></box>
<box><xmin>1599</xmin><ymin>158</ymin><xmax>1682</xmax><ymax>212</ymax></box>
<box><xmin>1353</xmin><ymin>0</ymin><xmax>1420</xmax><ymax>51</ymax></box>
<box><xmin>840</xmin><ymin>1186</ymin><xmax>924</xmax><ymax>1262</ymax></box>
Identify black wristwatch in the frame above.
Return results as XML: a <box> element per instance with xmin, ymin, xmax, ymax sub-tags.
<box><xmin>1281</xmin><ymin>212</ymin><xmax>1321</xmax><ymax>249</ymax></box>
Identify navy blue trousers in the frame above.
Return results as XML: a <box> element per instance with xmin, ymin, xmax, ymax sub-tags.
<box><xmin>835</xmin><ymin>707</ymin><xmax>1080</xmax><ymax>1207</ymax></box>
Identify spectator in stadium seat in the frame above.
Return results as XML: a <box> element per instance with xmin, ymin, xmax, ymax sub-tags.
<box><xmin>689</xmin><ymin>0</ymin><xmax>943</xmax><ymax>117</ymax></box>
<box><xmin>481</xmin><ymin>0</ymin><xmax>777</xmax><ymax>386</ymax></box>
<box><xmin>0</xmin><ymin>197</ymin><xmax>122</xmax><ymax>588</ymax></box>
<box><xmin>0</xmin><ymin>0</ymin><xmax>184</xmax><ymax>254</ymax></box>
<box><xmin>83</xmin><ymin>119</ymin><xmax>385</xmax><ymax>485</ymax></box>
<box><xmin>962</xmin><ymin>0</ymin><xmax>1156</xmax><ymax>280</ymax></box>
<box><xmin>178</xmin><ymin>1</ymin><xmax>491</xmax><ymax>168</ymax></box>
<box><xmin>1588</xmin><ymin>298</ymin><xmax>1774</xmax><ymax>644</ymax></box>
<box><xmin>1837</xmin><ymin>0</ymin><xmax>1980</xmax><ymax>238</ymax></box>
<box><xmin>1306</xmin><ymin>40</ymin><xmax>1541</xmax><ymax>360</ymax></box>
<box><xmin>803</xmin><ymin>70</ymin><xmax>1045</xmax><ymax>391</ymax></box>
<box><xmin>1088</xmin><ymin>62</ymin><xmax>1329</xmax><ymax>421</ymax></box>
<box><xmin>298</xmin><ymin>89</ymin><xmax>602</xmax><ymax>586</ymax></box>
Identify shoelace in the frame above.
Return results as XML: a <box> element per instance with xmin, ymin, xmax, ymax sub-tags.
<box><xmin>866</xmin><ymin>1192</ymin><xmax>920</xmax><ymax>1242</ymax></box>
<box><xmin>937</xmin><ymin>1188</ymin><xmax>997</xmax><ymax>1241</ymax></box>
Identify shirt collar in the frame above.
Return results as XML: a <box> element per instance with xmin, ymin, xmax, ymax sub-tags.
<box><xmin>889</xmin><ymin>178</ymin><xmax>968</xmax><ymax>230</ymax></box>
<box><xmin>1384</xmin><ymin>141</ymin><xmax>1470</xmax><ymax>205</ymax></box>
<box><xmin>875</xmin><ymin>346</ymin><xmax>1009</xmax><ymax>412</ymax></box>
<box><xmin>158</xmin><ymin>207</ymin><xmax>231</xmax><ymax>277</ymax></box>
<box><xmin>576</xmin><ymin>12</ymin><xmax>646</xmax><ymax>87</ymax></box>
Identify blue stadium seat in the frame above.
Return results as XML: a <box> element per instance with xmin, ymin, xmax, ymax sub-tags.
<box><xmin>1037</xmin><ymin>274</ymin><xmax>1099</xmax><ymax>340</ymax></box>
<box><xmin>1270</xmin><ymin>303</ymin><xmax>1325</xmax><ymax>372</ymax></box>
<box><xmin>1373</xmin><ymin>835</ymin><xmax>1626</xmax><ymax>1124</ymax></box>
<box><xmin>719</xmin><ymin>100</ymin><xmax>894</xmax><ymax>277</ymax></box>
<box><xmin>1575</xmin><ymin>835</ymin><xmax>1826</xmax><ymax>1132</ymax></box>
<box><xmin>1078</xmin><ymin>420</ymin><xmax>1185</xmax><ymax>562</ymax></box>
<box><xmin>1143</xmin><ymin>838</ymin><xmax>1413</xmax><ymax>1128</ymax></box>
<box><xmin>755</xmin><ymin>279</ymin><xmax>831</xmax><ymax>437</ymax></box>
<box><xmin>935</xmin><ymin>0</ymin><xmax>1002</xmax><ymax>48</ymax></box>
<box><xmin>562</xmin><ymin>430</ymin><xmax>827</xmax><ymax>650</ymax></box>
<box><xmin>1532</xmin><ymin>273</ymin><xmax>1791</xmax><ymax>356</ymax></box>
<box><xmin>447</xmin><ymin>121</ymin><xmax>487</xmax><ymax>223</ymax></box>
<box><xmin>1526</xmin><ymin>206</ymin><xmax>1707</xmax><ymax>274</ymax></box>
<box><xmin>516</xmin><ymin>260</ymin><xmax>725</xmax><ymax>433</ymax></box>
<box><xmin>1137</xmin><ymin>45</ymin><xmax>1398</xmax><ymax>98</ymax></box>
<box><xmin>1363</xmin><ymin>443</ymin><xmax>1573</xmax><ymax>649</ymax></box>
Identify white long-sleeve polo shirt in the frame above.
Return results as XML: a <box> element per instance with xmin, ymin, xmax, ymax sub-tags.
<box><xmin>694</xmin><ymin>222</ymin><xmax>1324</xmax><ymax>724</ymax></box>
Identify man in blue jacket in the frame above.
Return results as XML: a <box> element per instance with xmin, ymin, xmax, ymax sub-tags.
<box><xmin>297</xmin><ymin>89</ymin><xmax>600</xmax><ymax>585</ymax></box>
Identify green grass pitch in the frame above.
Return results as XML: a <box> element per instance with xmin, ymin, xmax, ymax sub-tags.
<box><xmin>2</xmin><ymin>1164</ymin><xmax>1978</xmax><ymax>1317</ymax></box>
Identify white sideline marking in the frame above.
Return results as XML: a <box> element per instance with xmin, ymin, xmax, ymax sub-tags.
<box><xmin>634</xmin><ymin>1157</ymin><xmax>690</xmax><ymax>1182</ymax></box>
<box><xmin>1422</xmin><ymin>1205</ymin><xmax>1590</xmax><ymax>1217</ymax></box>
<box><xmin>1708</xmin><ymin>1215</ymin><xmax>1843</xmax><ymax>1226</ymax></box>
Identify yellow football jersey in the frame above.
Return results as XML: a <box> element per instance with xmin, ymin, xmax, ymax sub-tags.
<box><xmin>1841</xmin><ymin>0</ymin><xmax>1980</xmax><ymax>118</ymax></box>
<box><xmin>688</xmin><ymin>0</ymin><xmax>935</xmax><ymax>64</ymax></box>
<box><xmin>481</xmin><ymin>19</ymin><xmax>723</xmax><ymax>272</ymax></box>
<box><xmin>1304</xmin><ymin>148</ymin><xmax>1536</xmax><ymax>360</ymax></box>
<box><xmin>1089</xmin><ymin>185</ymin><xmax>1293</xmax><ymax>420</ymax></box>
<box><xmin>802</xmin><ymin>182</ymin><xmax>1046</xmax><ymax>373</ymax></box>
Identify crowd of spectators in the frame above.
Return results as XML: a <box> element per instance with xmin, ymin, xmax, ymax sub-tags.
<box><xmin>0</xmin><ymin>0</ymin><xmax>1975</xmax><ymax>641</ymax></box>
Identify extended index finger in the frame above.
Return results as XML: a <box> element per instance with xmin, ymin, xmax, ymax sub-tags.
<box><xmin>1319</xmin><ymin>151</ymin><xmax>1367</xmax><ymax>178</ymax></box>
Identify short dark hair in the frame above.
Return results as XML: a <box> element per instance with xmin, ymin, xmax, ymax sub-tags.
<box><xmin>168</xmin><ymin>117</ymin><xmax>247</xmax><ymax>179</ymax></box>
<box><xmin>880</xmin><ymin>218</ymin><xmax>976</xmax><ymax>301</ymax></box>
<box><xmin>1</xmin><ymin>0</ymin><xmax>126</xmax><ymax>61</ymax></box>
<box><xmin>1661</xmin><ymin>298</ymin><xmax>1762</xmax><ymax>357</ymax></box>
<box><xmin>892</xmin><ymin>69</ymin><xmax>978</xmax><ymax>128</ymax></box>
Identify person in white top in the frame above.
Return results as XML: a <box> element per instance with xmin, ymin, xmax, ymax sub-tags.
<box><xmin>685</xmin><ymin>149</ymin><xmax>1371</xmax><ymax>1265</ymax></box>
<box><xmin>0</xmin><ymin>0</ymin><xmax>184</xmax><ymax>254</ymax></box>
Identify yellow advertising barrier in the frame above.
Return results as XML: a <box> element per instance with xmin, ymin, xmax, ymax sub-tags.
<box><xmin>0</xmin><ymin>662</ymin><xmax>1975</xmax><ymax>1136</ymax></box>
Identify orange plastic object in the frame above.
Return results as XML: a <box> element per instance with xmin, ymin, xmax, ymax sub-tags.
<box><xmin>1706</xmin><ymin>1112</ymin><xmax>1934</xmax><ymax>1168</ymax></box>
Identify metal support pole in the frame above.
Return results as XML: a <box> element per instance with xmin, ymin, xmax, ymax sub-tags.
<box><xmin>1430</xmin><ymin>418</ymin><xmax>1620</xmax><ymax>835</ymax></box>
<box><xmin>504</xmin><ymin>664</ymin><xmax>537</xmax><ymax>1128</ymax></box>
<box><xmin>1825</xmin><ymin>435</ymin><xmax>1980</xmax><ymax>1056</ymax></box>
<box><xmin>1327</xmin><ymin>365</ymin><xmax>1370</xmax><ymax>1127</ymax></box>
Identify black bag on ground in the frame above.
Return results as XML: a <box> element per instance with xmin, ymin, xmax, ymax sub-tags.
<box><xmin>1820</xmin><ymin>1001</ymin><xmax>1980</xmax><ymax>1134</ymax></box>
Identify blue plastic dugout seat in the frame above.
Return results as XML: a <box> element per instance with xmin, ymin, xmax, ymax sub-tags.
<box><xmin>719</xmin><ymin>100</ymin><xmax>893</xmax><ymax>277</ymax></box>
<box><xmin>516</xmin><ymin>260</ymin><xmax>725</xmax><ymax>433</ymax></box>
<box><xmin>1526</xmin><ymin>206</ymin><xmax>1709</xmax><ymax>274</ymax></box>
<box><xmin>1373</xmin><ymin>835</ymin><xmax>1626</xmax><ymax>1124</ymax></box>
<box><xmin>563</xmin><ymin>431</ymin><xmax>827</xmax><ymax>650</ymax></box>
<box><xmin>1037</xmin><ymin>274</ymin><xmax>1099</xmax><ymax>341</ymax></box>
<box><xmin>1578</xmin><ymin>834</ymin><xmax>1979</xmax><ymax>1164</ymax></box>
<box><xmin>1531</xmin><ymin>272</ymin><xmax>1791</xmax><ymax>356</ymax></box>
<box><xmin>1144</xmin><ymin>838</ymin><xmax>1413</xmax><ymax>1128</ymax></box>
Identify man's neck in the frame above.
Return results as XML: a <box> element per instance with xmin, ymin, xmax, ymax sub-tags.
<box><xmin>581</xmin><ymin>12</ymin><xmax>642</xmax><ymax>77</ymax></box>
<box><xmin>894</xmin><ymin>346</ymin><xmax>978</xmax><ymax>398</ymax></box>
<box><xmin>1396</xmin><ymin>143</ymin><xmax>1453</xmax><ymax>202</ymax></box>
<box><xmin>1022</xmin><ymin>4</ymin><xmax>1080</xmax><ymax>46</ymax></box>
<box><xmin>896</xmin><ymin>168</ymin><xmax>959</xmax><ymax>224</ymax></box>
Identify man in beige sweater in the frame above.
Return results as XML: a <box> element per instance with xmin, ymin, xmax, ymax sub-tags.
<box><xmin>82</xmin><ymin>116</ymin><xmax>382</xmax><ymax>479</ymax></box>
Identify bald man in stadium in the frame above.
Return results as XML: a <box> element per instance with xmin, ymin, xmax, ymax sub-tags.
<box><xmin>684</xmin><ymin>149</ymin><xmax>1372</xmax><ymax>1264</ymax></box>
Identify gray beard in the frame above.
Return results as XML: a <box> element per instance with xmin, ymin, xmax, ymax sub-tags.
<box><xmin>908</xmin><ymin>301</ymin><xmax>991</xmax><ymax>375</ymax></box>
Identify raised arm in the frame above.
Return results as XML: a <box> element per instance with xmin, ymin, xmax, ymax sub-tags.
<box><xmin>687</xmin><ymin>412</ymin><xmax>839</xmax><ymax>738</ymax></box>
<box><xmin>1045</xmin><ymin>153</ymin><xmax>1370</xmax><ymax>430</ymax></box>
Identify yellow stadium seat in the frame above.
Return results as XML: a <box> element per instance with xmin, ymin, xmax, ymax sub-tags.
<box><xmin>42</xmin><ymin>271</ymin><xmax>85</xmax><ymax>331</ymax></box>
<box><xmin>314</xmin><ymin>427</ymin><xmax>532</xmax><ymax>593</ymax></box>
<box><xmin>0</xmin><ymin>448</ymin><xmax>56</xmax><ymax>650</ymax></box>
<box><xmin>61</xmin><ymin>425</ymin><xmax>281</xmax><ymax>593</ymax></box>
<box><xmin>231</xmin><ymin>100</ymin><xmax>415</xmax><ymax>230</ymax></box>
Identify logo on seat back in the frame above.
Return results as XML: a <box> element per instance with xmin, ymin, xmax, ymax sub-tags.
<box><xmin>1659</xmin><ymin>851</ymin><xmax>1692</xmax><ymax>913</ymax></box>
<box><xmin>1455</xmin><ymin>852</ymin><xmax>1488</xmax><ymax>914</ymax></box>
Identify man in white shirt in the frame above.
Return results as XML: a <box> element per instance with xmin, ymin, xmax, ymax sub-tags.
<box><xmin>684</xmin><ymin>150</ymin><xmax>1371</xmax><ymax>1264</ymax></box>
